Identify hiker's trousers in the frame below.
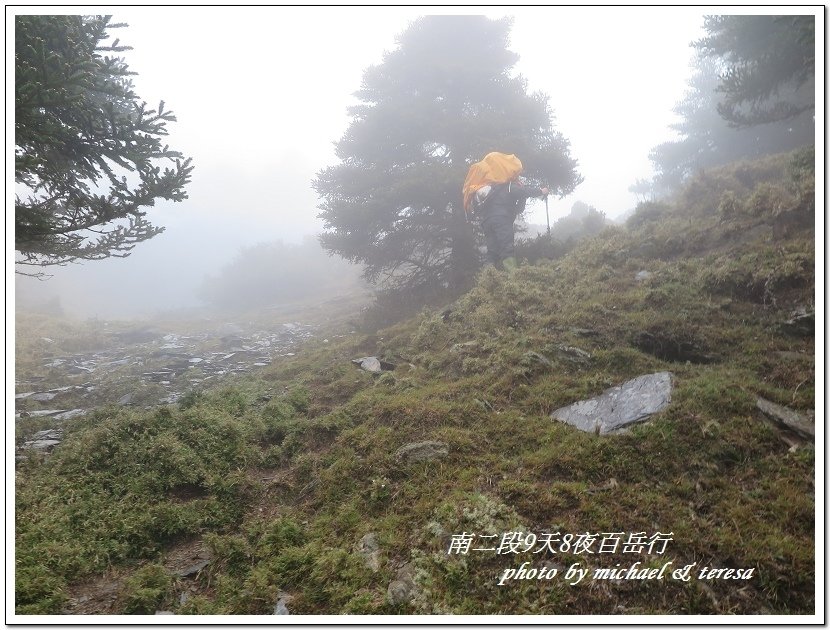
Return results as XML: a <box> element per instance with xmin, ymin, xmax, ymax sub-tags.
<box><xmin>480</xmin><ymin>210</ymin><xmax>516</xmax><ymax>265</ymax></box>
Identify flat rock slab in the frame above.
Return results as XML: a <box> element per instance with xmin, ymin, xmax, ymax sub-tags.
<box><xmin>24</xmin><ymin>409</ymin><xmax>68</xmax><ymax>418</ymax></box>
<box><xmin>22</xmin><ymin>428</ymin><xmax>64</xmax><ymax>452</ymax></box>
<box><xmin>54</xmin><ymin>409</ymin><xmax>86</xmax><ymax>421</ymax></box>
<box><xmin>756</xmin><ymin>397</ymin><xmax>814</xmax><ymax>440</ymax></box>
<box><xmin>30</xmin><ymin>392</ymin><xmax>59</xmax><ymax>402</ymax></box>
<box><xmin>551</xmin><ymin>371</ymin><xmax>673</xmax><ymax>435</ymax></box>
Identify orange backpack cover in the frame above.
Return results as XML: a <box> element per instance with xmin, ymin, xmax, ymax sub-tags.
<box><xmin>462</xmin><ymin>152</ymin><xmax>524</xmax><ymax>215</ymax></box>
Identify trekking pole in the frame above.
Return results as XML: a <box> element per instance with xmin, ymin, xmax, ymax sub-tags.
<box><xmin>545</xmin><ymin>194</ymin><xmax>551</xmax><ymax>239</ymax></box>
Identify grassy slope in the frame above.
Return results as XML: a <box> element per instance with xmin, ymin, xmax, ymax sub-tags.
<box><xmin>15</xmin><ymin>148</ymin><xmax>816</xmax><ymax>615</ymax></box>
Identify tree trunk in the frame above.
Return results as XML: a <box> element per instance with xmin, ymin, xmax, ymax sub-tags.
<box><xmin>447</xmin><ymin>202</ymin><xmax>478</xmax><ymax>292</ymax></box>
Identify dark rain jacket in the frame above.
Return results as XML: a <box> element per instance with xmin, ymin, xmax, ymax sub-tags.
<box><xmin>481</xmin><ymin>180</ymin><xmax>546</xmax><ymax>219</ymax></box>
<box><xmin>478</xmin><ymin>180</ymin><xmax>546</xmax><ymax>263</ymax></box>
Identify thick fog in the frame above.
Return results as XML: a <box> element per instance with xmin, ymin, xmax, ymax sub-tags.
<box><xmin>14</xmin><ymin>7</ymin><xmax>717</xmax><ymax>318</ymax></box>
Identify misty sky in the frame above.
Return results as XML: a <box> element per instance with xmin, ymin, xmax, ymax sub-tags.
<box><xmin>11</xmin><ymin>6</ymin><xmax>789</xmax><ymax>317</ymax></box>
<box><xmin>112</xmin><ymin>6</ymin><xmax>706</xmax><ymax>230</ymax></box>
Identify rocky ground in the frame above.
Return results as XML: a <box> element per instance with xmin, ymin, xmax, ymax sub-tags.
<box><xmin>14</xmin><ymin>315</ymin><xmax>354</xmax><ymax>457</ymax></box>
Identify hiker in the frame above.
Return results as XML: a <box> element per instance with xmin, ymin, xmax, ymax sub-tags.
<box><xmin>462</xmin><ymin>152</ymin><xmax>548</xmax><ymax>272</ymax></box>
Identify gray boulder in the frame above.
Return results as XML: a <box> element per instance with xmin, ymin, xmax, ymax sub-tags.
<box><xmin>552</xmin><ymin>372</ymin><xmax>673</xmax><ymax>434</ymax></box>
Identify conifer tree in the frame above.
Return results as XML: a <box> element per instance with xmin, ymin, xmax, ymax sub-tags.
<box><xmin>646</xmin><ymin>15</ymin><xmax>814</xmax><ymax>195</ymax></box>
<box><xmin>697</xmin><ymin>15</ymin><xmax>815</xmax><ymax>127</ymax></box>
<box><xmin>15</xmin><ymin>15</ymin><xmax>193</xmax><ymax>269</ymax></box>
<box><xmin>314</xmin><ymin>16</ymin><xmax>580</xmax><ymax>295</ymax></box>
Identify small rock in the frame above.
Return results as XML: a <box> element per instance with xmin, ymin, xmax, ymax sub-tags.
<box><xmin>635</xmin><ymin>270</ymin><xmax>653</xmax><ymax>282</ymax></box>
<box><xmin>353</xmin><ymin>356</ymin><xmax>381</xmax><ymax>373</ymax></box>
<box><xmin>274</xmin><ymin>592</ymin><xmax>293</xmax><ymax>615</ymax></box>
<box><xmin>779</xmin><ymin>307</ymin><xmax>814</xmax><ymax>338</ymax></box>
<box><xmin>352</xmin><ymin>356</ymin><xmax>396</xmax><ymax>373</ymax></box>
<box><xmin>395</xmin><ymin>441</ymin><xmax>449</xmax><ymax>463</ymax></box>
<box><xmin>118</xmin><ymin>393</ymin><xmax>134</xmax><ymax>406</ymax></box>
<box><xmin>387</xmin><ymin>563</ymin><xmax>418</xmax><ymax>606</ymax></box>
<box><xmin>387</xmin><ymin>581</ymin><xmax>412</xmax><ymax>606</ymax></box>
<box><xmin>357</xmin><ymin>533</ymin><xmax>381</xmax><ymax>572</ymax></box>
<box><xmin>474</xmin><ymin>398</ymin><xmax>494</xmax><ymax>412</ymax></box>
<box><xmin>176</xmin><ymin>557</ymin><xmax>211</xmax><ymax>577</ymax></box>
<box><xmin>555</xmin><ymin>344</ymin><xmax>592</xmax><ymax>365</ymax></box>
<box><xmin>358</xmin><ymin>532</ymin><xmax>380</xmax><ymax>573</ymax></box>
<box><xmin>521</xmin><ymin>351</ymin><xmax>552</xmax><ymax>369</ymax></box>
<box><xmin>756</xmin><ymin>397</ymin><xmax>814</xmax><ymax>440</ymax></box>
